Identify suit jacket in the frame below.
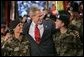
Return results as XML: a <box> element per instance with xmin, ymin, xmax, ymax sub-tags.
<box><xmin>23</xmin><ymin>19</ymin><xmax>56</xmax><ymax>56</ymax></box>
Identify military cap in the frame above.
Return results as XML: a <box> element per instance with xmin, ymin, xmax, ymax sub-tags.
<box><xmin>57</xmin><ymin>10</ymin><xmax>70</xmax><ymax>27</ymax></box>
<box><xmin>9</xmin><ymin>19</ymin><xmax>20</xmax><ymax>30</ymax></box>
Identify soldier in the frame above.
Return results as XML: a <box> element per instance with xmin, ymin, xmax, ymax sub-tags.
<box><xmin>53</xmin><ymin>10</ymin><xmax>83</xmax><ymax>56</ymax></box>
<box><xmin>69</xmin><ymin>10</ymin><xmax>83</xmax><ymax>43</ymax></box>
<box><xmin>68</xmin><ymin>5</ymin><xmax>83</xmax><ymax>31</ymax></box>
<box><xmin>1</xmin><ymin>19</ymin><xmax>30</xmax><ymax>56</ymax></box>
<box><xmin>69</xmin><ymin>14</ymin><xmax>82</xmax><ymax>31</ymax></box>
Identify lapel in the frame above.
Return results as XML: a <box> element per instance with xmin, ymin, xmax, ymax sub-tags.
<box><xmin>25</xmin><ymin>20</ymin><xmax>37</xmax><ymax>43</ymax></box>
<box><xmin>40</xmin><ymin>20</ymin><xmax>48</xmax><ymax>42</ymax></box>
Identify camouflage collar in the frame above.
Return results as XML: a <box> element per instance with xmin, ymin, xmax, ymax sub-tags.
<box><xmin>12</xmin><ymin>34</ymin><xmax>23</xmax><ymax>42</ymax></box>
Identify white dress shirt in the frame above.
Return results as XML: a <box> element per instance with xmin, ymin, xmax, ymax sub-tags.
<box><xmin>29</xmin><ymin>21</ymin><xmax>44</xmax><ymax>41</ymax></box>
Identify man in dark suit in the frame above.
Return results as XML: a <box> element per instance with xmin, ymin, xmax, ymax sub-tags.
<box><xmin>23</xmin><ymin>7</ymin><xmax>56</xmax><ymax>56</ymax></box>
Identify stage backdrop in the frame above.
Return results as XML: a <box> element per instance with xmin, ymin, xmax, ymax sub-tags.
<box><xmin>17</xmin><ymin>1</ymin><xmax>47</xmax><ymax>17</ymax></box>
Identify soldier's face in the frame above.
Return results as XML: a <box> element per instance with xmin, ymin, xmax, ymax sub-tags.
<box><xmin>55</xmin><ymin>19</ymin><xmax>64</xmax><ymax>29</ymax></box>
<box><xmin>14</xmin><ymin>23</ymin><xmax>23</xmax><ymax>33</ymax></box>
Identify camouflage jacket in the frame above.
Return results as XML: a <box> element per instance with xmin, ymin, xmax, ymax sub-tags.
<box><xmin>1</xmin><ymin>34</ymin><xmax>30</xmax><ymax>56</ymax></box>
<box><xmin>69</xmin><ymin>19</ymin><xmax>82</xmax><ymax>31</ymax></box>
<box><xmin>53</xmin><ymin>29</ymin><xmax>83</xmax><ymax>56</ymax></box>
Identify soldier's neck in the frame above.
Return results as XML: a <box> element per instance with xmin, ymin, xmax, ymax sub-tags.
<box><xmin>60</xmin><ymin>27</ymin><xmax>67</xmax><ymax>34</ymax></box>
<box><xmin>14</xmin><ymin>32</ymin><xmax>20</xmax><ymax>39</ymax></box>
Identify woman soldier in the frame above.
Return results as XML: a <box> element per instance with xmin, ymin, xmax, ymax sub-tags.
<box><xmin>1</xmin><ymin>19</ymin><xmax>30</xmax><ymax>56</ymax></box>
<box><xmin>53</xmin><ymin>10</ymin><xmax>83</xmax><ymax>56</ymax></box>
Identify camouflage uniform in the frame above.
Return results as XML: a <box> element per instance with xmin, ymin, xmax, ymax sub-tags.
<box><xmin>1</xmin><ymin>34</ymin><xmax>30</xmax><ymax>56</ymax></box>
<box><xmin>69</xmin><ymin>19</ymin><xmax>82</xmax><ymax>31</ymax></box>
<box><xmin>53</xmin><ymin>29</ymin><xmax>83</xmax><ymax>56</ymax></box>
<box><xmin>1</xmin><ymin>35</ymin><xmax>5</xmax><ymax>49</ymax></box>
<box><xmin>69</xmin><ymin>18</ymin><xmax>83</xmax><ymax>43</ymax></box>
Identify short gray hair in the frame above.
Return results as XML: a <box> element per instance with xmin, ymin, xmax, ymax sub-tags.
<box><xmin>29</xmin><ymin>6</ymin><xmax>40</xmax><ymax>16</ymax></box>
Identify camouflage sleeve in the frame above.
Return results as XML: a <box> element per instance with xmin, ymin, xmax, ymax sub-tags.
<box><xmin>63</xmin><ymin>31</ymin><xmax>82</xmax><ymax>48</ymax></box>
<box><xmin>61</xmin><ymin>31</ymin><xmax>83</xmax><ymax>56</ymax></box>
<box><xmin>1</xmin><ymin>41</ymin><xmax>12</xmax><ymax>56</ymax></box>
<box><xmin>68</xmin><ymin>24</ymin><xmax>78</xmax><ymax>31</ymax></box>
<box><xmin>21</xmin><ymin>41</ymin><xmax>30</xmax><ymax>56</ymax></box>
<box><xmin>19</xmin><ymin>36</ymin><xmax>31</xmax><ymax>56</ymax></box>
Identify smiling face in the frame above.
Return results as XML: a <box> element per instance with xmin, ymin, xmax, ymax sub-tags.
<box><xmin>33</xmin><ymin>11</ymin><xmax>42</xmax><ymax>20</ymax></box>
<box><xmin>34</xmin><ymin>11</ymin><xmax>43</xmax><ymax>24</ymax></box>
<box><xmin>55</xmin><ymin>19</ymin><xmax>64</xmax><ymax>29</ymax></box>
<box><xmin>29</xmin><ymin>7</ymin><xmax>43</xmax><ymax>24</ymax></box>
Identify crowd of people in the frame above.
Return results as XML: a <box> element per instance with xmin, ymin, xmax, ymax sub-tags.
<box><xmin>1</xmin><ymin>1</ymin><xmax>83</xmax><ymax>56</ymax></box>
